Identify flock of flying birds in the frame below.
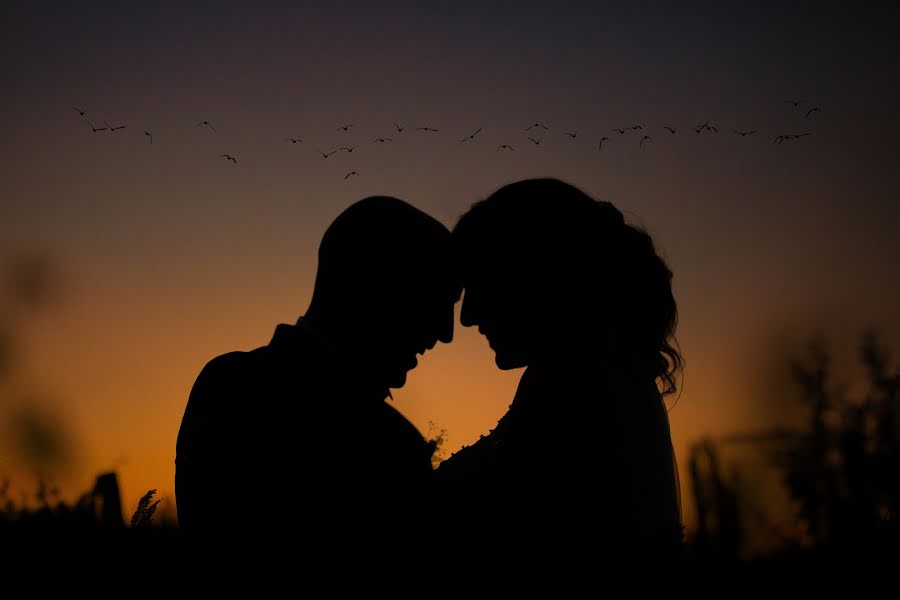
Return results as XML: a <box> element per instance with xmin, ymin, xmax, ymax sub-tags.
<box><xmin>71</xmin><ymin>99</ymin><xmax>821</xmax><ymax>180</ymax></box>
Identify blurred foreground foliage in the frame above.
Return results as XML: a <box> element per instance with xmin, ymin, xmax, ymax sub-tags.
<box><xmin>1</xmin><ymin>252</ymin><xmax>77</xmax><ymax>473</ymax></box>
<box><xmin>686</xmin><ymin>330</ymin><xmax>899</xmax><ymax>579</ymax></box>
<box><xmin>0</xmin><ymin>471</ymin><xmax>181</xmax><ymax>576</ymax></box>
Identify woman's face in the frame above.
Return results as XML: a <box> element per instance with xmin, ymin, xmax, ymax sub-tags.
<box><xmin>459</xmin><ymin>253</ymin><xmax>553</xmax><ymax>370</ymax></box>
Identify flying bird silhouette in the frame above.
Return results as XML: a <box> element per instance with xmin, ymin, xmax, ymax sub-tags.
<box><xmin>284</xmin><ymin>137</ymin><xmax>303</xmax><ymax>144</ymax></box>
<box><xmin>525</xmin><ymin>123</ymin><xmax>549</xmax><ymax>132</ymax></box>
<box><xmin>88</xmin><ymin>121</ymin><xmax>107</xmax><ymax>133</ymax></box>
<box><xmin>664</xmin><ymin>126</ymin><xmax>677</xmax><ymax>134</ymax></box>
<box><xmin>197</xmin><ymin>121</ymin><xmax>216</xmax><ymax>133</ymax></box>
<box><xmin>416</xmin><ymin>127</ymin><xmax>439</xmax><ymax>132</ymax></box>
<box><xmin>527</xmin><ymin>136</ymin><xmax>542</xmax><ymax>145</ymax></box>
<box><xmin>563</xmin><ymin>130</ymin><xmax>578</xmax><ymax>138</ymax></box>
<box><xmin>339</xmin><ymin>145</ymin><xmax>359</xmax><ymax>153</ymax></box>
<box><xmin>105</xmin><ymin>121</ymin><xmax>126</xmax><ymax>133</ymax></box>
<box><xmin>731</xmin><ymin>129</ymin><xmax>757</xmax><ymax>136</ymax></box>
<box><xmin>337</xmin><ymin>123</ymin><xmax>352</xmax><ymax>132</ymax></box>
<box><xmin>393</xmin><ymin>122</ymin><xmax>404</xmax><ymax>133</ymax></box>
<box><xmin>640</xmin><ymin>135</ymin><xmax>653</xmax><ymax>148</ymax></box>
<box><xmin>72</xmin><ymin>107</ymin><xmax>86</xmax><ymax>116</ymax></box>
<box><xmin>612</xmin><ymin>128</ymin><xmax>627</xmax><ymax>135</ymax></box>
<box><xmin>630</xmin><ymin>125</ymin><xmax>643</xmax><ymax>131</ymax></box>
<box><xmin>497</xmin><ymin>144</ymin><xmax>514</xmax><ymax>152</ymax></box>
<box><xmin>773</xmin><ymin>132</ymin><xmax>812</xmax><ymax>144</ymax></box>
<box><xmin>317</xmin><ymin>148</ymin><xmax>338</xmax><ymax>158</ymax></box>
<box><xmin>459</xmin><ymin>128</ymin><xmax>483</xmax><ymax>142</ymax></box>
<box><xmin>373</xmin><ymin>137</ymin><xmax>392</xmax><ymax>143</ymax></box>
<box><xmin>144</xmin><ymin>131</ymin><xmax>153</xmax><ymax>144</ymax></box>
<box><xmin>344</xmin><ymin>170</ymin><xmax>359</xmax><ymax>180</ymax></box>
<box><xmin>784</xmin><ymin>100</ymin><xmax>805</xmax><ymax>109</ymax></box>
<box><xmin>598</xmin><ymin>136</ymin><xmax>610</xmax><ymax>149</ymax></box>
<box><xmin>805</xmin><ymin>107</ymin><xmax>821</xmax><ymax>118</ymax></box>
<box><xmin>219</xmin><ymin>154</ymin><xmax>237</xmax><ymax>163</ymax></box>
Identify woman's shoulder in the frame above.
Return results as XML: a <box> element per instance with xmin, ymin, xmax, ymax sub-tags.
<box><xmin>435</xmin><ymin>434</ymin><xmax>497</xmax><ymax>476</ymax></box>
<box><xmin>517</xmin><ymin>363</ymin><xmax>659</xmax><ymax>425</ymax></box>
<box><xmin>431</xmin><ymin>433</ymin><xmax>501</xmax><ymax>510</ymax></box>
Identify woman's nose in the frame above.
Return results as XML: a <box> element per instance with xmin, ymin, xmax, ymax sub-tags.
<box><xmin>436</xmin><ymin>303</ymin><xmax>455</xmax><ymax>343</ymax></box>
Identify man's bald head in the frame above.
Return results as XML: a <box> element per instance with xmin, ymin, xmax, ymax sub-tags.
<box><xmin>314</xmin><ymin>196</ymin><xmax>454</xmax><ymax>300</ymax></box>
<box><xmin>306</xmin><ymin>196</ymin><xmax>461</xmax><ymax>390</ymax></box>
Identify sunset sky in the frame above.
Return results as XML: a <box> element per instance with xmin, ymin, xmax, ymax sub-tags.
<box><xmin>2</xmin><ymin>1</ymin><xmax>899</xmax><ymax>532</ymax></box>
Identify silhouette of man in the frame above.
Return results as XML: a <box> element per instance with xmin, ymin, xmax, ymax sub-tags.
<box><xmin>175</xmin><ymin>196</ymin><xmax>460</xmax><ymax>586</ymax></box>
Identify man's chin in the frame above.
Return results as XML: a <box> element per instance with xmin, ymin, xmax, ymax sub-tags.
<box><xmin>386</xmin><ymin>369</ymin><xmax>410</xmax><ymax>390</ymax></box>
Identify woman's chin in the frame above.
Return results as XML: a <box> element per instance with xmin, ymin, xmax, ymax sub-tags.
<box><xmin>494</xmin><ymin>351</ymin><xmax>527</xmax><ymax>370</ymax></box>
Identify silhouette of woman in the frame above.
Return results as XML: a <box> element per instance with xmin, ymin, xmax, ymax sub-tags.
<box><xmin>433</xmin><ymin>178</ymin><xmax>684</xmax><ymax>591</ymax></box>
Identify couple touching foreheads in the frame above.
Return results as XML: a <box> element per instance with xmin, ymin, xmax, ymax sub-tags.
<box><xmin>175</xmin><ymin>178</ymin><xmax>684</xmax><ymax>591</ymax></box>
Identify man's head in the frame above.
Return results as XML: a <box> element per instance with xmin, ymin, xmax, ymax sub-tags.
<box><xmin>306</xmin><ymin>196</ymin><xmax>461</xmax><ymax>390</ymax></box>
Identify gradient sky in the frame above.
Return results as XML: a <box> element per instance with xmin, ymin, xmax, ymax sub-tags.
<box><xmin>2</xmin><ymin>1</ymin><xmax>899</xmax><ymax>534</ymax></box>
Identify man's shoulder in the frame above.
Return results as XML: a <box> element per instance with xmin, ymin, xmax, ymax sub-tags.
<box><xmin>194</xmin><ymin>347</ymin><xmax>272</xmax><ymax>389</ymax></box>
<box><xmin>373</xmin><ymin>402</ymin><xmax>432</xmax><ymax>452</ymax></box>
<box><xmin>183</xmin><ymin>346</ymin><xmax>277</xmax><ymax>421</ymax></box>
